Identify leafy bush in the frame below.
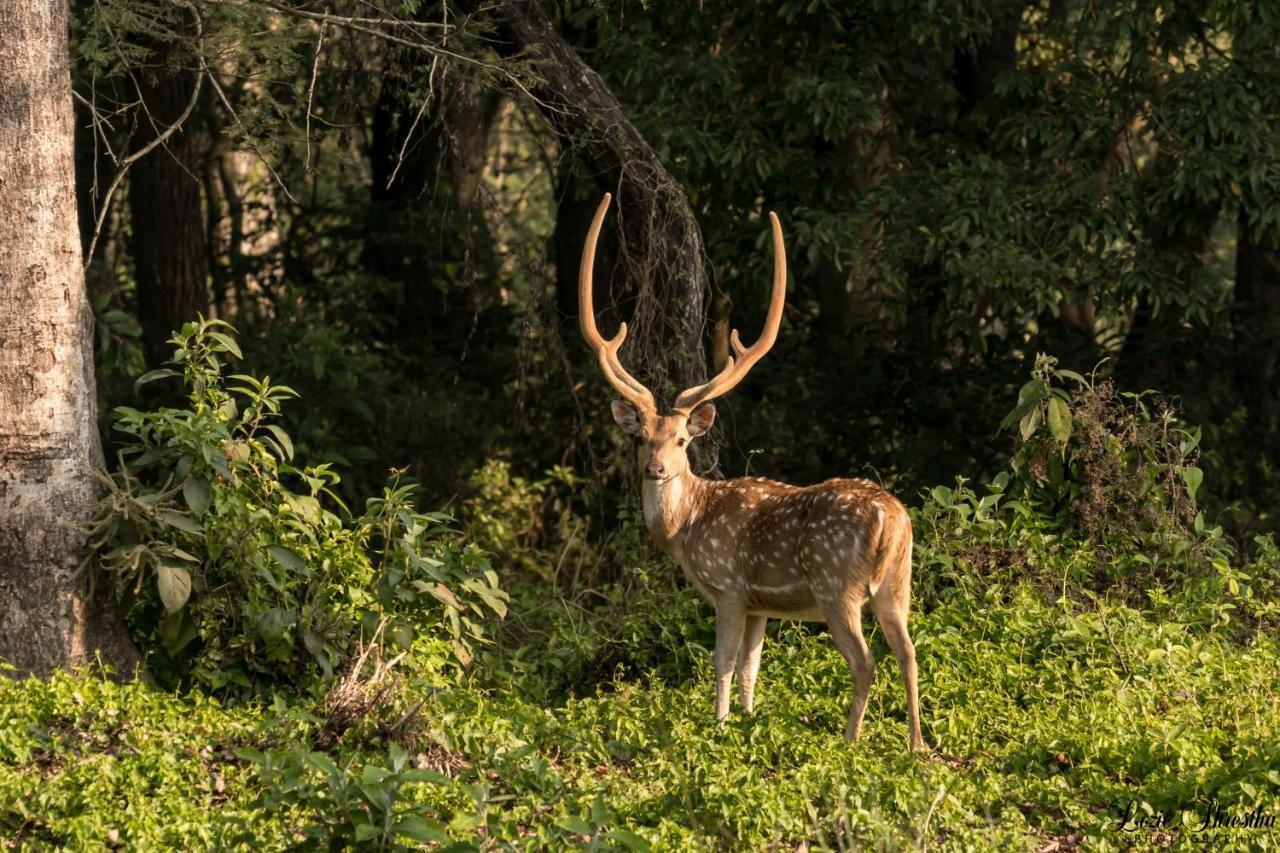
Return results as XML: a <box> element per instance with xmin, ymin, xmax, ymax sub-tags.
<box><xmin>461</xmin><ymin>459</ymin><xmax>593</xmax><ymax>582</ymax></box>
<box><xmin>1005</xmin><ymin>355</ymin><xmax>1209</xmax><ymax>557</ymax></box>
<box><xmin>12</xmin><ymin>337</ymin><xmax>1274</xmax><ymax>850</ymax></box>
<box><xmin>82</xmin><ymin>318</ymin><xmax>507</xmax><ymax>694</ymax></box>
<box><xmin>234</xmin><ymin>743</ymin><xmax>449</xmax><ymax>848</ymax></box>
<box><xmin>904</xmin><ymin>352</ymin><xmax>1280</xmax><ymax>625</ymax></box>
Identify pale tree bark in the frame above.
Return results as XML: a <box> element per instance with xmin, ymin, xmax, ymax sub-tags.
<box><xmin>0</xmin><ymin>0</ymin><xmax>141</xmax><ymax>677</ymax></box>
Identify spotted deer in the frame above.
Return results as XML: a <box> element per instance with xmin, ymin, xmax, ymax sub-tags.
<box><xmin>579</xmin><ymin>194</ymin><xmax>923</xmax><ymax>751</ymax></box>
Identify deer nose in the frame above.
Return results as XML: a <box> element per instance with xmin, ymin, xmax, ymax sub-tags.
<box><xmin>644</xmin><ymin>460</ymin><xmax>666</xmax><ymax>480</ymax></box>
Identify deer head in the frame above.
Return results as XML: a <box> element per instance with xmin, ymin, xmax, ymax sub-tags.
<box><xmin>579</xmin><ymin>193</ymin><xmax>787</xmax><ymax>480</ymax></box>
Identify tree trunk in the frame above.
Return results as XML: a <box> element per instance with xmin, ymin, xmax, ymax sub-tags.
<box><xmin>129</xmin><ymin>41</ymin><xmax>208</xmax><ymax>367</ymax></box>
<box><xmin>1233</xmin><ymin>217</ymin><xmax>1280</xmax><ymax>445</ymax></box>
<box><xmin>463</xmin><ymin>0</ymin><xmax>711</xmax><ymax>412</ymax></box>
<box><xmin>0</xmin><ymin>0</ymin><xmax>142</xmax><ymax>678</ymax></box>
<box><xmin>812</xmin><ymin>116</ymin><xmax>890</xmax><ymax>347</ymax></box>
<box><xmin>366</xmin><ymin>64</ymin><xmax>501</xmax><ymax>346</ymax></box>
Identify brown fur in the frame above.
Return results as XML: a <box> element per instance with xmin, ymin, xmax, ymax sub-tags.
<box><xmin>622</xmin><ymin>408</ymin><xmax>924</xmax><ymax>751</ymax></box>
<box><xmin>581</xmin><ymin>193</ymin><xmax>923</xmax><ymax>750</ymax></box>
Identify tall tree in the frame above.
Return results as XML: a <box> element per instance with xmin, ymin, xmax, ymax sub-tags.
<box><xmin>0</xmin><ymin>0</ymin><xmax>140</xmax><ymax>676</ymax></box>
<box><xmin>129</xmin><ymin>28</ymin><xmax>208</xmax><ymax>368</ymax></box>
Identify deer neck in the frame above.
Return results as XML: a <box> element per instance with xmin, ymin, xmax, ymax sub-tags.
<box><xmin>642</xmin><ymin>470</ymin><xmax>706</xmax><ymax>550</ymax></box>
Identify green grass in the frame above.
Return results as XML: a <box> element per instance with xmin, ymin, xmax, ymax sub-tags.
<box><xmin>4</xmin><ymin>582</ymin><xmax>1278</xmax><ymax>850</ymax></box>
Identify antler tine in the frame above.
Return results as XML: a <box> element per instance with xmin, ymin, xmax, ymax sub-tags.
<box><xmin>579</xmin><ymin>193</ymin><xmax>657</xmax><ymax>412</ymax></box>
<box><xmin>673</xmin><ymin>211</ymin><xmax>787</xmax><ymax>414</ymax></box>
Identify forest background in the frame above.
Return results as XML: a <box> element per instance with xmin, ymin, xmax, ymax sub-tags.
<box><xmin>2</xmin><ymin>0</ymin><xmax>1280</xmax><ymax>848</ymax></box>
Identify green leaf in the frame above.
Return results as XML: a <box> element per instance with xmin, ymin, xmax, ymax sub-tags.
<box><xmin>134</xmin><ymin>369</ymin><xmax>179</xmax><ymax>391</ymax></box>
<box><xmin>235</xmin><ymin>748</ymin><xmax>266</xmax><ymax>765</ymax></box>
<box><xmin>257</xmin><ymin>608</ymin><xmax>296</xmax><ymax>639</ymax></box>
<box><xmin>361</xmin><ymin>765</ymin><xmax>391</xmax><ymax>786</ymax></box>
<box><xmin>394</xmin><ymin>817</ymin><xmax>448</xmax><ymax>843</ymax></box>
<box><xmin>303</xmin><ymin>751</ymin><xmax>340</xmax><ymax>778</ymax></box>
<box><xmin>1019</xmin><ymin>404</ymin><xmax>1043</xmax><ymax>441</ymax></box>
<box><xmin>284</xmin><ymin>493</ymin><xmax>321</xmax><ymax>523</ymax></box>
<box><xmin>183</xmin><ymin>476</ymin><xmax>212</xmax><ymax>516</ymax></box>
<box><xmin>1046</xmin><ymin>397</ymin><xmax>1072</xmax><ymax>445</ymax></box>
<box><xmin>254</xmin><ymin>567</ymin><xmax>283</xmax><ymax>594</ymax></box>
<box><xmin>999</xmin><ymin>394</ymin><xmax>1043</xmax><ymax>432</ymax></box>
<box><xmin>157</xmin><ymin>563</ymin><xmax>192</xmax><ymax>612</ymax></box>
<box><xmin>1181</xmin><ymin>466</ymin><xmax>1203</xmax><ymax>500</ymax></box>
<box><xmin>604</xmin><ymin>830</ymin><xmax>652</xmax><ymax>852</ymax></box>
<box><xmin>158</xmin><ymin>510</ymin><xmax>203</xmax><ymax>535</ymax></box>
<box><xmin>558</xmin><ymin>816</ymin><xmax>593</xmax><ymax>836</ymax></box>
<box><xmin>1017</xmin><ymin>378</ymin><xmax>1049</xmax><ymax>405</ymax></box>
<box><xmin>591</xmin><ymin>796</ymin><xmax>607</xmax><ymax>825</ymax></box>
<box><xmin>207</xmin><ymin>332</ymin><xmax>243</xmax><ymax>358</ymax></box>
<box><xmin>473</xmin><ymin>586</ymin><xmax>508</xmax><ymax>619</ymax></box>
<box><xmin>303</xmin><ymin>631</ymin><xmax>332</xmax><ymax>678</ymax></box>
<box><xmin>158</xmin><ymin>609</ymin><xmax>199</xmax><ymax>654</ymax></box>
<box><xmin>360</xmin><ymin>783</ymin><xmax>392</xmax><ymax>813</ymax></box>
<box><xmin>263</xmin><ymin>424</ymin><xmax>294</xmax><ymax>461</ymax></box>
<box><xmin>266</xmin><ymin>545</ymin><xmax>308</xmax><ymax>575</ymax></box>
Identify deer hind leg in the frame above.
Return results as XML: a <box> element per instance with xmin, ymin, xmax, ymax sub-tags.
<box><xmin>737</xmin><ymin>615</ymin><xmax>768</xmax><ymax>713</ymax></box>
<box><xmin>871</xmin><ymin>582</ymin><xmax>924</xmax><ymax>752</ymax></box>
<box><xmin>713</xmin><ymin>602</ymin><xmax>747</xmax><ymax>723</ymax></box>
<box><xmin>822</xmin><ymin>599</ymin><xmax>875</xmax><ymax>741</ymax></box>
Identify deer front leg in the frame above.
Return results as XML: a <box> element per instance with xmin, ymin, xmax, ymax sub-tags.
<box><xmin>713</xmin><ymin>602</ymin><xmax>747</xmax><ymax>723</ymax></box>
<box><xmin>737</xmin><ymin>614</ymin><xmax>767</xmax><ymax>713</ymax></box>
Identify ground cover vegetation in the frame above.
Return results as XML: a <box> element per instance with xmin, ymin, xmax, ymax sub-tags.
<box><xmin>4</xmin><ymin>0</ymin><xmax>1280</xmax><ymax>848</ymax></box>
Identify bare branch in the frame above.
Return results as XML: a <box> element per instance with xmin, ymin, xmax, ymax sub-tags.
<box><xmin>304</xmin><ymin>22</ymin><xmax>326</xmax><ymax>172</ymax></box>
<box><xmin>209</xmin><ymin>0</ymin><xmax>557</xmax><ymax>113</ymax></box>
<box><xmin>199</xmin><ymin>58</ymin><xmax>298</xmax><ymax>204</ymax></box>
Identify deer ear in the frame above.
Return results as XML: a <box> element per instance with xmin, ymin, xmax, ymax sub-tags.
<box><xmin>610</xmin><ymin>400</ymin><xmax>645</xmax><ymax>436</ymax></box>
<box><xmin>687</xmin><ymin>402</ymin><xmax>716</xmax><ymax>437</ymax></box>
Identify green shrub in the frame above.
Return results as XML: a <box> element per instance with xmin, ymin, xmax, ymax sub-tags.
<box><xmin>1001</xmin><ymin>354</ymin><xmax>1215</xmax><ymax>565</ymax></box>
<box><xmin>233</xmin><ymin>743</ymin><xmax>449</xmax><ymax>848</ymax></box>
<box><xmin>82</xmin><ymin>318</ymin><xmax>507</xmax><ymax>695</ymax></box>
<box><xmin>461</xmin><ymin>459</ymin><xmax>593</xmax><ymax>582</ymax></box>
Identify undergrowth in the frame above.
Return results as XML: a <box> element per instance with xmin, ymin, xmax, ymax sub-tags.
<box><xmin>4</xmin><ymin>578</ymin><xmax>1278</xmax><ymax>849</ymax></box>
<box><xmin>3</xmin><ymin>343</ymin><xmax>1280</xmax><ymax>849</ymax></box>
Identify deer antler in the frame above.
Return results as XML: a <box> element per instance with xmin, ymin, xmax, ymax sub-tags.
<box><xmin>580</xmin><ymin>193</ymin><xmax>657</xmax><ymax>413</ymax></box>
<box><xmin>672</xmin><ymin>211</ymin><xmax>787</xmax><ymax>414</ymax></box>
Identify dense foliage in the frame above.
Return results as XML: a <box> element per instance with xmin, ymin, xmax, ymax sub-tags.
<box><xmin>69</xmin><ymin>0</ymin><xmax>1280</xmax><ymax>540</ymax></box>
<box><xmin>5</xmin><ymin>0</ymin><xmax>1280</xmax><ymax>848</ymax></box>
<box><xmin>5</xmin><ymin>443</ymin><xmax>1280</xmax><ymax>847</ymax></box>
<box><xmin>6</xmin><ymin>329</ymin><xmax>1280</xmax><ymax>846</ymax></box>
<box><xmin>82</xmin><ymin>320</ymin><xmax>506</xmax><ymax>694</ymax></box>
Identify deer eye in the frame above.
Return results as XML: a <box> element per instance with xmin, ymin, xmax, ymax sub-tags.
<box><xmin>677</xmin><ymin>438</ymin><xmax>687</xmax><ymax>447</ymax></box>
